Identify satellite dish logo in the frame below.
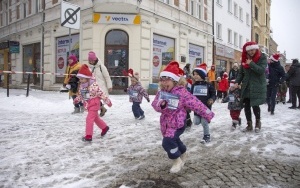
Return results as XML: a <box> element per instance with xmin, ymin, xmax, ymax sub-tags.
<box><xmin>105</xmin><ymin>16</ymin><xmax>111</xmax><ymax>21</ymax></box>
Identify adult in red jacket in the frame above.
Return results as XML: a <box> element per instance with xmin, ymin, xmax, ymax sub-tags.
<box><xmin>218</xmin><ymin>72</ymin><xmax>229</xmax><ymax>99</ymax></box>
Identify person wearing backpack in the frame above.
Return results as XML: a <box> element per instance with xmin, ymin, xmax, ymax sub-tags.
<box><xmin>88</xmin><ymin>51</ymin><xmax>113</xmax><ymax>117</ymax></box>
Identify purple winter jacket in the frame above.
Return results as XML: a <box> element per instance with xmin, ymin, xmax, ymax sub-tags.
<box><xmin>152</xmin><ymin>86</ymin><xmax>215</xmax><ymax>138</ymax></box>
<box><xmin>127</xmin><ymin>82</ymin><xmax>150</xmax><ymax>103</ymax></box>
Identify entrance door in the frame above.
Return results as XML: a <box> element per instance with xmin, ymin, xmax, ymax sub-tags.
<box><xmin>0</xmin><ymin>49</ymin><xmax>9</xmax><ymax>87</ymax></box>
<box><xmin>105</xmin><ymin>30</ymin><xmax>129</xmax><ymax>90</ymax></box>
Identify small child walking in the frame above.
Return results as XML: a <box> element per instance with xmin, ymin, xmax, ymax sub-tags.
<box><xmin>125</xmin><ymin>69</ymin><xmax>150</xmax><ymax>120</ymax></box>
<box><xmin>218</xmin><ymin>72</ymin><xmax>229</xmax><ymax>100</ymax></box>
<box><xmin>74</xmin><ymin>64</ymin><xmax>112</xmax><ymax>142</ymax></box>
<box><xmin>191</xmin><ymin>63</ymin><xmax>216</xmax><ymax>143</ymax></box>
<box><xmin>222</xmin><ymin>81</ymin><xmax>242</xmax><ymax>130</ymax></box>
<box><xmin>152</xmin><ymin>61</ymin><xmax>214</xmax><ymax>173</ymax></box>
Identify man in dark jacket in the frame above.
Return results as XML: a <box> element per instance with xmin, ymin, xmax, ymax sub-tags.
<box><xmin>266</xmin><ymin>54</ymin><xmax>286</xmax><ymax>115</ymax></box>
<box><xmin>228</xmin><ymin>63</ymin><xmax>239</xmax><ymax>83</ymax></box>
<box><xmin>286</xmin><ymin>59</ymin><xmax>300</xmax><ymax>109</ymax></box>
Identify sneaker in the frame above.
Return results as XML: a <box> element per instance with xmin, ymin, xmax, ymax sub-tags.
<box><xmin>82</xmin><ymin>136</ymin><xmax>92</xmax><ymax>142</ymax></box>
<box><xmin>287</xmin><ymin>100</ymin><xmax>291</xmax><ymax>103</ymax></box>
<box><xmin>137</xmin><ymin>115</ymin><xmax>145</xmax><ymax>120</ymax></box>
<box><xmin>289</xmin><ymin>106</ymin><xmax>297</xmax><ymax>109</ymax></box>
<box><xmin>79</xmin><ymin>106</ymin><xmax>85</xmax><ymax>113</ymax></box>
<box><xmin>101</xmin><ymin>126</ymin><xmax>110</xmax><ymax>136</ymax></box>
<box><xmin>200</xmin><ymin>135</ymin><xmax>210</xmax><ymax>144</ymax></box>
<box><xmin>231</xmin><ymin>123</ymin><xmax>237</xmax><ymax>130</ymax></box>
<box><xmin>72</xmin><ymin>107</ymin><xmax>80</xmax><ymax>114</ymax></box>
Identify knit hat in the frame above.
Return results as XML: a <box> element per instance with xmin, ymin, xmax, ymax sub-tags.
<box><xmin>193</xmin><ymin>63</ymin><xmax>207</xmax><ymax>79</ymax></box>
<box><xmin>160</xmin><ymin>61</ymin><xmax>184</xmax><ymax>82</ymax></box>
<box><xmin>88</xmin><ymin>51</ymin><xmax>97</xmax><ymax>61</ymax></box>
<box><xmin>270</xmin><ymin>53</ymin><xmax>280</xmax><ymax>62</ymax></box>
<box><xmin>68</xmin><ymin>54</ymin><xmax>77</xmax><ymax>63</ymax></box>
<box><xmin>77</xmin><ymin>64</ymin><xmax>92</xmax><ymax>78</ymax></box>
<box><xmin>127</xmin><ymin>68</ymin><xmax>139</xmax><ymax>81</ymax></box>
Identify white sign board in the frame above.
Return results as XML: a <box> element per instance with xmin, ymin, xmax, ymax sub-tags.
<box><xmin>61</xmin><ymin>1</ymin><xmax>80</xmax><ymax>29</ymax></box>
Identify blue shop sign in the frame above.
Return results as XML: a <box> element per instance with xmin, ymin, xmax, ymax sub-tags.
<box><xmin>9</xmin><ymin>41</ymin><xmax>20</xmax><ymax>53</ymax></box>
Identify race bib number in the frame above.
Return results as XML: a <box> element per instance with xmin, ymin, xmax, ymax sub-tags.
<box><xmin>159</xmin><ymin>92</ymin><xmax>180</xmax><ymax>110</ymax></box>
<box><xmin>129</xmin><ymin>90</ymin><xmax>138</xmax><ymax>98</ymax></box>
<box><xmin>81</xmin><ymin>89</ymin><xmax>90</xmax><ymax>100</ymax></box>
<box><xmin>193</xmin><ymin>85</ymin><xmax>208</xmax><ymax>96</ymax></box>
<box><xmin>228</xmin><ymin>94</ymin><xmax>235</xmax><ymax>102</ymax></box>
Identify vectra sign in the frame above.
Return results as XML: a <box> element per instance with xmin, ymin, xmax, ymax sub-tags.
<box><xmin>93</xmin><ymin>13</ymin><xmax>141</xmax><ymax>25</ymax></box>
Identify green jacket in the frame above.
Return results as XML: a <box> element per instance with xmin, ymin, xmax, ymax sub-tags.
<box><xmin>235</xmin><ymin>53</ymin><xmax>267</xmax><ymax>107</ymax></box>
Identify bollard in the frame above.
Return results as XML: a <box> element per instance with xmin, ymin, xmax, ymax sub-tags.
<box><xmin>26</xmin><ymin>74</ymin><xmax>30</xmax><ymax>97</ymax></box>
<box><xmin>6</xmin><ymin>73</ymin><xmax>9</xmax><ymax>97</ymax></box>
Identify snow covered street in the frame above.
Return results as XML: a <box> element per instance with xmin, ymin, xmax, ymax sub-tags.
<box><xmin>0</xmin><ymin>88</ymin><xmax>300</xmax><ymax>188</ymax></box>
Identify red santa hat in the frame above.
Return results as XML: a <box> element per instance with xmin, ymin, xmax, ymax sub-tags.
<box><xmin>244</xmin><ymin>41</ymin><xmax>259</xmax><ymax>51</ymax></box>
<box><xmin>127</xmin><ymin>68</ymin><xmax>139</xmax><ymax>81</ymax></box>
<box><xmin>160</xmin><ymin>61</ymin><xmax>184</xmax><ymax>82</ymax></box>
<box><xmin>270</xmin><ymin>53</ymin><xmax>280</xmax><ymax>62</ymax></box>
<box><xmin>193</xmin><ymin>63</ymin><xmax>207</xmax><ymax>79</ymax></box>
<box><xmin>77</xmin><ymin>64</ymin><xmax>92</xmax><ymax>78</ymax></box>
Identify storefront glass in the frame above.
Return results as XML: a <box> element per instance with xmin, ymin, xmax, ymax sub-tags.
<box><xmin>189</xmin><ymin>43</ymin><xmax>204</xmax><ymax>69</ymax></box>
<box><xmin>23</xmin><ymin>43</ymin><xmax>40</xmax><ymax>85</ymax></box>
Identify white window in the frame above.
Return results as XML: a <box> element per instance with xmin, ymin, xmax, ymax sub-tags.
<box><xmin>234</xmin><ymin>32</ymin><xmax>238</xmax><ymax>46</ymax></box>
<box><xmin>239</xmin><ymin>35</ymin><xmax>243</xmax><ymax>48</ymax></box>
<box><xmin>239</xmin><ymin>7</ymin><xmax>243</xmax><ymax>21</ymax></box>
<box><xmin>234</xmin><ymin>2</ymin><xmax>238</xmax><ymax>17</ymax></box>
<box><xmin>191</xmin><ymin>0</ymin><xmax>194</xmax><ymax>16</ymax></box>
<box><xmin>216</xmin><ymin>23</ymin><xmax>222</xmax><ymax>39</ymax></box>
<box><xmin>198</xmin><ymin>2</ymin><xmax>202</xmax><ymax>19</ymax></box>
<box><xmin>217</xmin><ymin>0</ymin><xmax>222</xmax><ymax>6</ymax></box>
<box><xmin>160</xmin><ymin>0</ymin><xmax>170</xmax><ymax>4</ymax></box>
<box><xmin>246</xmin><ymin>13</ymin><xmax>250</xmax><ymax>25</ymax></box>
<box><xmin>228</xmin><ymin>0</ymin><xmax>232</xmax><ymax>13</ymax></box>
<box><xmin>228</xmin><ymin>29</ymin><xmax>232</xmax><ymax>44</ymax></box>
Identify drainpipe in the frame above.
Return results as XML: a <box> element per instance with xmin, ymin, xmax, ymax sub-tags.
<box><xmin>212</xmin><ymin>0</ymin><xmax>215</xmax><ymax>65</ymax></box>
<box><xmin>41</xmin><ymin>10</ymin><xmax>45</xmax><ymax>90</ymax></box>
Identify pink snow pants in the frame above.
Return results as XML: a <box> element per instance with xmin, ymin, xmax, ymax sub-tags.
<box><xmin>86</xmin><ymin>110</ymin><xmax>107</xmax><ymax>136</ymax></box>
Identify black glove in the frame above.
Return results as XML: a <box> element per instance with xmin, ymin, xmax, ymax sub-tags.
<box><xmin>146</xmin><ymin>98</ymin><xmax>150</xmax><ymax>102</ymax></box>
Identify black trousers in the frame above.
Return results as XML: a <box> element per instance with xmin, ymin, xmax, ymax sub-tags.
<box><xmin>243</xmin><ymin>98</ymin><xmax>260</xmax><ymax>122</ymax></box>
<box><xmin>291</xmin><ymin>86</ymin><xmax>300</xmax><ymax>107</ymax></box>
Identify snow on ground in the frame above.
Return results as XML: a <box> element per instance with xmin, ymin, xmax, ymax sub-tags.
<box><xmin>0</xmin><ymin>88</ymin><xmax>300</xmax><ymax>188</ymax></box>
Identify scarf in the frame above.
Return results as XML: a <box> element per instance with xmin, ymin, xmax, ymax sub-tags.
<box><xmin>241</xmin><ymin>50</ymin><xmax>261</xmax><ymax>69</ymax></box>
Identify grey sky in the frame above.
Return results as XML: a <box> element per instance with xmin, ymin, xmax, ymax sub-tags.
<box><xmin>270</xmin><ymin>0</ymin><xmax>300</xmax><ymax>60</ymax></box>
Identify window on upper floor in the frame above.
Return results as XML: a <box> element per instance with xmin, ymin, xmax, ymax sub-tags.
<box><xmin>216</xmin><ymin>23</ymin><xmax>222</xmax><ymax>39</ymax></box>
<box><xmin>266</xmin><ymin>13</ymin><xmax>268</xmax><ymax>26</ymax></box>
<box><xmin>265</xmin><ymin>38</ymin><xmax>268</xmax><ymax>47</ymax></box>
<box><xmin>228</xmin><ymin>0</ymin><xmax>232</xmax><ymax>13</ymax></box>
<box><xmin>203</xmin><ymin>0</ymin><xmax>208</xmax><ymax>21</ymax></box>
<box><xmin>234</xmin><ymin>32</ymin><xmax>238</xmax><ymax>46</ymax></box>
<box><xmin>239</xmin><ymin>7</ymin><xmax>243</xmax><ymax>21</ymax></box>
<box><xmin>255</xmin><ymin>33</ymin><xmax>259</xmax><ymax>44</ymax></box>
<box><xmin>191</xmin><ymin>0</ymin><xmax>194</xmax><ymax>16</ymax></box>
<box><xmin>239</xmin><ymin>35</ymin><xmax>243</xmax><ymax>48</ymax></box>
<box><xmin>198</xmin><ymin>0</ymin><xmax>202</xmax><ymax>20</ymax></box>
<box><xmin>16</xmin><ymin>4</ymin><xmax>20</xmax><ymax>19</ymax></box>
<box><xmin>174</xmin><ymin>0</ymin><xmax>179</xmax><ymax>7</ymax></box>
<box><xmin>233</xmin><ymin>2</ymin><xmax>238</xmax><ymax>17</ymax></box>
<box><xmin>228</xmin><ymin>29</ymin><xmax>232</xmax><ymax>44</ymax></box>
<box><xmin>246</xmin><ymin>13</ymin><xmax>250</xmax><ymax>26</ymax></box>
<box><xmin>255</xmin><ymin>6</ymin><xmax>258</xmax><ymax>20</ymax></box>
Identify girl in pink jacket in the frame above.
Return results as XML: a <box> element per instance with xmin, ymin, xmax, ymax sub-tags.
<box><xmin>151</xmin><ymin>61</ymin><xmax>215</xmax><ymax>173</ymax></box>
<box><xmin>74</xmin><ymin>64</ymin><xmax>112</xmax><ymax>142</ymax></box>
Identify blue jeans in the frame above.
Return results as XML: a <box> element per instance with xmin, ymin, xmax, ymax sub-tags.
<box><xmin>267</xmin><ymin>86</ymin><xmax>278</xmax><ymax>112</ymax></box>
<box><xmin>72</xmin><ymin>95</ymin><xmax>83</xmax><ymax>108</ymax></box>
<box><xmin>194</xmin><ymin>115</ymin><xmax>210</xmax><ymax>136</ymax></box>
<box><xmin>162</xmin><ymin>126</ymin><xmax>186</xmax><ymax>159</ymax></box>
<box><xmin>132</xmin><ymin>102</ymin><xmax>144</xmax><ymax>118</ymax></box>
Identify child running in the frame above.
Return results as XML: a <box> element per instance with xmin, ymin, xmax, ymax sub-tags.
<box><xmin>151</xmin><ymin>61</ymin><xmax>214</xmax><ymax>173</ymax></box>
<box><xmin>124</xmin><ymin>69</ymin><xmax>150</xmax><ymax>120</ymax></box>
<box><xmin>74</xmin><ymin>64</ymin><xmax>112</xmax><ymax>142</ymax></box>
<box><xmin>191</xmin><ymin>63</ymin><xmax>216</xmax><ymax>143</ymax></box>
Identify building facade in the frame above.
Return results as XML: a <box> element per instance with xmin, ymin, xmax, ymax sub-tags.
<box><xmin>0</xmin><ymin>0</ymin><xmax>213</xmax><ymax>91</ymax></box>
<box><xmin>252</xmin><ymin>0</ymin><xmax>271</xmax><ymax>56</ymax></box>
<box><xmin>269</xmin><ymin>36</ymin><xmax>278</xmax><ymax>56</ymax></box>
<box><xmin>213</xmin><ymin>0</ymin><xmax>251</xmax><ymax>76</ymax></box>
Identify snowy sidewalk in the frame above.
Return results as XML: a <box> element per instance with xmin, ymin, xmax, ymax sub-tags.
<box><xmin>0</xmin><ymin>89</ymin><xmax>300</xmax><ymax>188</ymax></box>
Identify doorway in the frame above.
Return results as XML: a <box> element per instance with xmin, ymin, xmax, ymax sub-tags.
<box><xmin>105</xmin><ymin>30</ymin><xmax>129</xmax><ymax>90</ymax></box>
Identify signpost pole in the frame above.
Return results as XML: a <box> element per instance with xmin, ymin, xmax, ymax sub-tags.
<box><xmin>69</xmin><ymin>28</ymin><xmax>71</xmax><ymax>56</ymax></box>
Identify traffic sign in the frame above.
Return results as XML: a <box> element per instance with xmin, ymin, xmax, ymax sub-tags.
<box><xmin>61</xmin><ymin>1</ymin><xmax>80</xmax><ymax>29</ymax></box>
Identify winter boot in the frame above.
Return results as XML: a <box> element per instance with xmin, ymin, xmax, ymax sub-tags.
<box><xmin>82</xmin><ymin>135</ymin><xmax>92</xmax><ymax>142</ymax></box>
<box><xmin>200</xmin><ymin>134</ymin><xmax>211</xmax><ymax>144</ymax></box>
<box><xmin>232</xmin><ymin>123</ymin><xmax>237</xmax><ymax>130</ymax></box>
<box><xmin>79</xmin><ymin>106</ymin><xmax>85</xmax><ymax>113</ymax></box>
<box><xmin>242</xmin><ymin>121</ymin><xmax>253</xmax><ymax>132</ymax></box>
<box><xmin>72</xmin><ymin>107</ymin><xmax>80</xmax><ymax>114</ymax></box>
<box><xmin>137</xmin><ymin>115</ymin><xmax>145</xmax><ymax>120</ymax></box>
<box><xmin>100</xmin><ymin>106</ymin><xmax>107</xmax><ymax>117</ymax></box>
<box><xmin>101</xmin><ymin>126</ymin><xmax>110</xmax><ymax>136</ymax></box>
<box><xmin>180</xmin><ymin>152</ymin><xmax>188</xmax><ymax>164</ymax></box>
<box><xmin>238</xmin><ymin>117</ymin><xmax>242</xmax><ymax>126</ymax></box>
<box><xmin>267</xmin><ymin>106</ymin><xmax>271</xmax><ymax>112</ymax></box>
<box><xmin>255</xmin><ymin>119</ymin><xmax>261</xmax><ymax>133</ymax></box>
<box><xmin>170</xmin><ymin>157</ymin><xmax>184</xmax><ymax>173</ymax></box>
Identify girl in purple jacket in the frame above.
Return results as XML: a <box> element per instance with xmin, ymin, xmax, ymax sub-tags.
<box><xmin>151</xmin><ymin>61</ymin><xmax>215</xmax><ymax>173</ymax></box>
<box><xmin>125</xmin><ymin>69</ymin><xmax>150</xmax><ymax>120</ymax></box>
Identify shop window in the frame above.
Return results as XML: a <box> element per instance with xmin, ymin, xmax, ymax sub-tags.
<box><xmin>23</xmin><ymin>43</ymin><xmax>41</xmax><ymax>85</ymax></box>
<box><xmin>105</xmin><ymin>30</ymin><xmax>129</xmax><ymax>89</ymax></box>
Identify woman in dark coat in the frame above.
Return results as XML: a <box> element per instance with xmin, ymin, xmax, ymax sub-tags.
<box><xmin>234</xmin><ymin>42</ymin><xmax>267</xmax><ymax>133</ymax></box>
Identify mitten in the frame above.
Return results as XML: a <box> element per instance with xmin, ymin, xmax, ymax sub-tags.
<box><xmin>146</xmin><ymin>98</ymin><xmax>150</xmax><ymax>103</ymax></box>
